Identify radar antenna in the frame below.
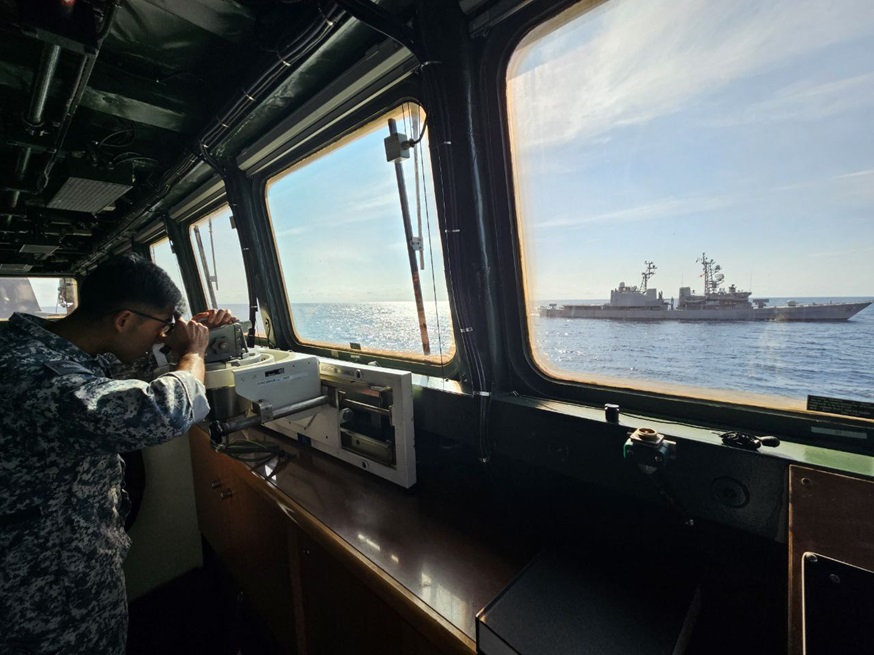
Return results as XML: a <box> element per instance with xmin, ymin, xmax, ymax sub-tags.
<box><xmin>640</xmin><ymin>261</ymin><xmax>657</xmax><ymax>292</ymax></box>
<box><xmin>698</xmin><ymin>253</ymin><xmax>722</xmax><ymax>295</ymax></box>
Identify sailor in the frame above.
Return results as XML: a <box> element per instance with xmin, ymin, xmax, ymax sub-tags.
<box><xmin>0</xmin><ymin>253</ymin><xmax>235</xmax><ymax>655</ymax></box>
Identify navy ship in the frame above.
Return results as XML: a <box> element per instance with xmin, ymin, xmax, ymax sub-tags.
<box><xmin>540</xmin><ymin>255</ymin><xmax>872</xmax><ymax>321</ymax></box>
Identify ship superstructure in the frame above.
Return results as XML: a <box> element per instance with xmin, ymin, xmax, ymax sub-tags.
<box><xmin>540</xmin><ymin>255</ymin><xmax>872</xmax><ymax>321</ymax></box>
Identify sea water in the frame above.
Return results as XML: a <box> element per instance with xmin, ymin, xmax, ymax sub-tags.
<box><xmin>224</xmin><ymin>299</ymin><xmax>873</xmax><ymax>404</ymax></box>
<box><xmin>532</xmin><ymin>298</ymin><xmax>874</xmax><ymax>403</ymax></box>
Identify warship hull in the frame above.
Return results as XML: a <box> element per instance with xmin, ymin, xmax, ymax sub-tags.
<box><xmin>540</xmin><ymin>301</ymin><xmax>872</xmax><ymax>321</ymax></box>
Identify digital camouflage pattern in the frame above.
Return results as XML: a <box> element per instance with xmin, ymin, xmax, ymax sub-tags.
<box><xmin>0</xmin><ymin>313</ymin><xmax>209</xmax><ymax>654</ymax></box>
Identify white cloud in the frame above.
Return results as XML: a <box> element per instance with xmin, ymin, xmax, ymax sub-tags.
<box><xmin>335</xmin><ymin>193</ymin><xmax>398</xmax><ymax>225</ymax></box>
<box><xmin>836</xmin><ymin>169</ymin><xmax>874</xmax><ymax>180</ymax></box>
<box><xmin>289</xmin><ymin>242</ymin><xmax>373</xmax><ymax>269</ymax></box>
<box><xmin>809</xmin><ymin>245</ymin><xmax>874</xmax><ymax>259</ymax></box>
<box><xmin>537</xmin><ymin>193</ymin><xmax>730</xmax><ymax>229</ymax></box>
<box><xmin>275</xmin><ymin>225</ymin><xmax>311</xmax><ymax>238</ymax></box>
<box><xmin>774</xmin><ymin>169</ymin><xmax>874</xmax><ymax>204</ymax></box>
<box><xmin>272</xmin><ymin>177</ymin><xmax>401</xmax><ymax>231</ymax></box>
<box><xmin>507</xmin><ymin>0</ymin><xmax>874</xmax><ymax>148</ymax></box>
<box><xmin>707</xmin><ymin>72</ymin><xmax>874</xmax><ymax>127</ymax></box>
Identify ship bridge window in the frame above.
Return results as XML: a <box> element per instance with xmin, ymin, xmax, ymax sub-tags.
<box><xmin>150</xmin><ymin>237</ymin><xmax>191</xmax><ymax>319</ymax></box>
<box><xmin>188</xmin><ymin>205</ymin><xmax>266</xmax><ymax>336</ymax></box>
<box><xmin>507</xmin><ymin>0</ymin><xmax>874</xmax><ymax>415</ymax></box>
<box><xmin>264</xmin><ymin>103</ymin><xmax>455</xmax><ymax>362</ymax></box>
<box><xmin>0</xmin><ymin>277</ymin><xmax>76</xmax><ymax>319</ymax></box>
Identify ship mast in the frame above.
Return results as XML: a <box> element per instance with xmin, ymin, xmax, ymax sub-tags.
<box><xmin>640</xmin><ymin>261</ymin><xmax>656</xmax><ymax>292</ymax></box>
<box><xmin>698</xmin><ymin>252</ymin><xmax>724</xmax><ymax>296</ymax></box>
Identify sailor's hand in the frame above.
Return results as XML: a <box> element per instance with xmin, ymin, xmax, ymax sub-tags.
<box><xmin>191</xmin><ymin>308</ymin><xmax>238</xmax><ymax>328</ymax></box>
<box><xmin>161</xmin><ymin>315</ymin><xmax>210</xmax><ymax>356</ymax></box>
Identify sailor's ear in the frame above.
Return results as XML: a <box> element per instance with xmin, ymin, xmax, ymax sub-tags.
<box><xmin>111</xmin><ymin>309</ymin><xmax>135</xmax><ymax>332</ymax></box>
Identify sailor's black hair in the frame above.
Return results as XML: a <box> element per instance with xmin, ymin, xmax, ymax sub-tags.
<box><xmin>76</xmin><ymin>252</ymin><xmax>183</xmax><ymax>317</ymax></box>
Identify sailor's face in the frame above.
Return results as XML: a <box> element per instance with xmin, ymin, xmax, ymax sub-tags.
<box><xmin>118</xmin><ymin>306</ymin><xmax>176</xmax><ymax>363</ymax></box>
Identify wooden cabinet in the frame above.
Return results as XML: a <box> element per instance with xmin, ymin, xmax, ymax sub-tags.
<box><xmin>189</xmin><ymin>429</ymin><xmax>473</xmax><ymax>655</ymax></box>
<box><xmin>189</xmin><ymin>427</ymin><xmax>236</xmax><ymax>555</ymax></box>
<box><xmin>189</xmin><ymin>430</ymin><xmax>296</xmax><ymax>652</ymax></box>
<box><xmin>290</xmin><ymin>528</ymin><xmax>443</xmax><ymax>655</ymax></box>
<box><xmin>229</xmin><ymin>474</ymin><xmax>296</xmax><ymax>652</ymax></box>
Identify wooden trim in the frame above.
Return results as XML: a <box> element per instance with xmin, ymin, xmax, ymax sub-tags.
<box><xmin>285</xmin><ymin>524</ymin><xmax>309</xmax><ymax>655</ymax></box>
<box><xmin>788</xmin><ymin>465</ymin><xmax>874</xmax><ymax>655</ymax></box>
<box><xmin>240</xmin><ymin>466</ymin><xmax>476</xmax><ymax>654</ymax></box>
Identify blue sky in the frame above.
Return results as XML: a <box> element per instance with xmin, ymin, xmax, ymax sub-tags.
<box><xmin>508</xmin><ymin>0</ymin><xmax>874</xmax><ymax>300</ymax></box>
<box><xmin>31</xmin><ymin>1</ymin><xmax>874</xmax><ymax>311</ymax></box>
<box><xmin>143</xmin><ymin>107</ymin><xmax>447</xmax><ymax>308</ymax></box>
<box><xmin>266</xmin><ymin>108</ymin><xmax>449</xmax><ymax>304</ymax></box>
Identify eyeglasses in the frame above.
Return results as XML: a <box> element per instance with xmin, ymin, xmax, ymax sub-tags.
<box><xmin>125</xmin><ymin>308</ymin><xmax>177</xmax><ymax>336</ymax></box>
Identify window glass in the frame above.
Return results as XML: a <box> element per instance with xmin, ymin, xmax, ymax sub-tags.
<box><xmin>189</xmin><ymin>205</ymin><xmax>266</xmax><ymax>335</ymax></box>
<box><xmin>150</xmin><ymin>237</ymin><xmax>192</xmax><ymax>319</ymax></box>
<box><xmin>0</xmin><ymin>277</ymin><xmax>76</xmax><ymax>318</ymax></box>
<box><xmin>265</xmin><ymin>103</ymin><xmax>455</xmax><ymax>361</ymax></box>
<box><xmin>508</xmin><ymin>0</ymin><xmax>874</xmax><ymax>412</ymax></box>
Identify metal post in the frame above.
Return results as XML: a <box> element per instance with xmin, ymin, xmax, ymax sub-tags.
<box><xmin>10</xmin><ymin>43</ymin><xmax>61</xmax><ymax>209</ymax></box>
<box><xmin>193</xmin><ymin>225</ymin><xmax>219</xmax><ymax>308</ymax></box>
<box><xmin>388</xmin><ymin>118</ymin><xmax>431</xmax><ymax>355</ymax></box>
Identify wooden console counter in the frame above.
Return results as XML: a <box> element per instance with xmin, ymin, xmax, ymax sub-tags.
<box><xmin>189</xmin><ymin>425</ymin><xmax>524</xmax><ymax>654</ymax></box>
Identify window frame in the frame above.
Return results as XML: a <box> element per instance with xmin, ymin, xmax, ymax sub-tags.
<box><xmin>252</xmin><ymin>85</ymin><xmax>462</xmax><ymax>378</ymax></box>
<box><xmin>183</xmin><ymin>200</ymin><xmax>268</xmax><ymax>335</ymax></box>
<box><xmin>0</xmin><ymin>275</ymin><xmax>73</xmax><ymax>317</ymax></box>
<box><xmin>478</xmin><ymin>0</ymin><xmax>874</xmax><ymax>454</ymax></box>
<box><xmin>141</xmin><ymin>191</ymin><xmax>231</xmax><ymax>320</ymax></box>
<box><xmin>145</xmin><ymin>233</ymin><xmax>199</xmax><ymax>318</ymax></box>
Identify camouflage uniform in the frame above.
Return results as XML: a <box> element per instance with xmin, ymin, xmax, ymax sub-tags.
<box><xmin>0</xmin><ymin>313</ymin><xmax>209</xmax><ymax>654</ymax></box>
